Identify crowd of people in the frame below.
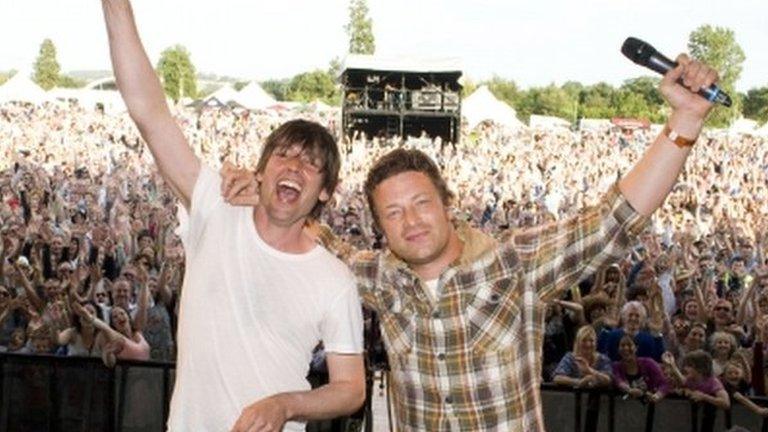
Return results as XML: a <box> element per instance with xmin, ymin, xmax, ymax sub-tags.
<box><xmin>2</xmin><ymin>99</ymin><xmax>768</xmax><ymax>419</ymax></box>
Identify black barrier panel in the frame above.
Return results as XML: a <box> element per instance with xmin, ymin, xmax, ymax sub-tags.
<box><xmin>542</xmin><ymin>387</ymin><xmax>578</xmax><ymax>431</ymax></box>
<box><xmin>115</xmin><ymin>365</ymin><xmax>166</xmax><ymax>432</ymax></box>
<box><xmin>730</xmin><ymin>404</ymin><xmax>764</xmax><ymax>432</ymax></box>
<box><xmin>646</xmin><ymin>397</ymin><xmax>692</xmax><ymax>432</ymax></box>
<box><xmin>2</xmin><ymin>358</ymin><xmax>54</xmax><ymax>431</ymax></box>
<box><xmin>56</xmin><ymin>360</ymin><xmax>113</xmax><ymax>432</ymax></box>
<box><xmin>613</xmin><ymin>397</ymin><xmax>645</xmax><ymax>432</ymax></box>
<box><xmin>3</xmin><ymin>353</ymin><xmax>768</xmax><ymax>432</ymax></box>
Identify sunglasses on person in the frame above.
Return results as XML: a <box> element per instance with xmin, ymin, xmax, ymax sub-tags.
<box><xmin>714</xmin><ymin>306</ymin><xmax>732</xmax><ymax>312</ymax></box>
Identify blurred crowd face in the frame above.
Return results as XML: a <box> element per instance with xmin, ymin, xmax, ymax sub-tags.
<box><xmin>724</xmin><ymin>362</ymin><xmax>744</xmax><ymax>385</ymax></box>
<box><xmin>713</xmin><ymin>300</ymin><xmax>733</xmax><ymax>325</ymax></box>
<box><xmin>577</xmin><ymin>332</ymin><xmax>597</xmax><ymax>357</ymax></box>
<box><xmin>685</xmin><ymin>326</ymin><xmax>707</xmax><ymax>350</ymax></box>
<box><xmin>113</xmin><ymin>281</ymin><xmax>132</xmax><ymax>307</ymax></box>
<box><xmin>673</xmin><ymin>317</ymin><xmax>691</xmax><ymax>340</ymax></box>
<box><xmin>618</xmin><ymin>336</ymin><xmax>637</xmax><ymax>361</ymax></box>
<box><xmin>622</xmin><ymin>306</ymin><xmax>644</xmax><ymax>333</ymax></box>
<box><xmin>111</xmin><ymin>307</ymin><xmax>131</xmax><ymax>335</ymax></box>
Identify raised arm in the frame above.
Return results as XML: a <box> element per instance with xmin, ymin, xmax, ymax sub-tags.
<box><xmin>12</xmin><ymin>261</ymin><xmax>44</xmax><ymax>313</ymax></box>
<box><xmin>618</xmin><ymin>55</ymin><xmax>718</xmax><ymax>216</ymax></box>
<box><xmin>101</xmin><ymin>0</ymin><xmax>199</xmax><ymax>208</ymax></box>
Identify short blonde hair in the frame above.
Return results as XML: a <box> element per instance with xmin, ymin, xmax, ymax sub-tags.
<box><xmin>573</xmin><ymin>325</ymin><xmax>598</xmax><ymax>353</ymax></box>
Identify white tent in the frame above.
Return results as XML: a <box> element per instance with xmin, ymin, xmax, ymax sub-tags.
<box><xmin>234</xmin><ymin>81</ymin><xmax>276</xmax><ymax>110</ymax></box>
<box><xmin>308</xmin><ymin>99</ymin><xmax>334</xmax><ymax>112</ymax></box>
<box><xmin>756</xmin><ymin>122</ymin><xmax>768</xmax><ymax>137</ymax></box>
<box><xmin>529</xmin><ymin>114</ymin><xmax>571</xmax><ymax>130</ymax></box>
<box><xmin>50</xmin><ymin>87</ymin><xmax>126</xmax><ymax>113</ymax></box>
<box><xmin>729</xmin><ymin>118</ymin><xmax>759</xmax><ymax>135</ymax></box>
<box><xmin>462</xmin><ymin>85</ymin><xmax>524</xmax><ymax>130</ymax></box>
<box><xmin>579</xmin><ymin>118</ymin><xmax>612</xmax><ymax>131</ymax></box>
<box><xmin>0</xmin><ymin>72</ymin><xmax>54</xmax><ymax>104</ymax></box>
<box><xmin>206</xmin><ymin>84</ymin><xmax>240</xmax><ymax>105</ymax></box>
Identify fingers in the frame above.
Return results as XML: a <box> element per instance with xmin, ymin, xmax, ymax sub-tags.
<box><xmin>225</xmin><ymin>177</ymin><xmax>256</xmax><ymax>202</ymax></box>
<box><xmin>671</xmin><ymin>53</ymin><xmax>719</xmax><ymax>94</ymax></box>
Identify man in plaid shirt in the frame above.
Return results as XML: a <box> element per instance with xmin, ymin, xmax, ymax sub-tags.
<box><xmin>224</xmin><ymin>55</ymin><xmax>720</xmax><ymax>430</ymax></box>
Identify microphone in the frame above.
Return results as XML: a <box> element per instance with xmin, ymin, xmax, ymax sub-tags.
<box><xmin>621</xmin><ymin>37</ymin><xmax>732</xmax><ymax>107</ymax></box>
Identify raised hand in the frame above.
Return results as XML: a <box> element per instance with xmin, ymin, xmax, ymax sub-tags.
<box><xmin>220</xmin><ymin>162</ymin><xmax>259</xmax><ymax>206</ymax></box>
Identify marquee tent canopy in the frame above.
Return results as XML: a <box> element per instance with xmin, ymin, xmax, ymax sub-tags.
<box><xmin>462</xmin><ymin>85</ymin><xmax>524</xmax><ymax>130</ymax></box>
<box><xmin>0</xmin><ymin>72</ymin><xmax>54</xmax><ymax>105</ymax></box>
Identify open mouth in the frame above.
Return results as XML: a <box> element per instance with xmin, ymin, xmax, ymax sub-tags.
<box><xmin>276</xmin><ymin>179</ymin><xmax>302</xmax><ymax>203</ymax></box>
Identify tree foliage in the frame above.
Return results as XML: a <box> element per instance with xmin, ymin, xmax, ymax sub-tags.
<box><xmin>57</xmin><ymin>75</ymin><xmax>86</xmax><ymax>89</ymax></box>
<box><xmin>688</xmin><ymin>25</ymin><xmax>745</xmax><ymax>127</ymax></box>
<box><xmin>485</xmin><ymin>76</ymin><xmax>520</xmax><ymax>106</ymax></box>
<box><xmin>156</xmin><ymin>45</ymin><xmax>198</xmax><ymax>101</ymax></box>
<box><xmin>743</xmin><ymin>86</ymin><xmax>768</xmax><ymax>124</ymax></box>
<box><xmin>0</xmin><ymin>70</ymin><xmax>16</xmax><ymax>86</ymax></box>
<box><xmin>518</xmin><ymin>85</ymin><xmax>577</xmax><ymax>123</ymax></box>
<box><xmin>346</xmin><ymin>0</ymin><xmax>375</xmax><ymax>54</ymax></box>
<box><xmin>285</xmin><ymin>70</ymin><xmax>339</xmax><ymax>105</ymax></box>
<box><xmin>33</xmin><ymin>39</ymin><xmax>61</xmax><ymax>90</ymax></box>
<box><xmin>261</xmin><ymin>78</ymin><xmax>290</xmax><ymax>101</ymax></box>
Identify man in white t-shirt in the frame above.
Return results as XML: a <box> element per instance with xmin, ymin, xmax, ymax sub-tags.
<box><xmin>100</xmin><ymin>1</ymin><xmax>365</xmax><ymax>431</ymax></box>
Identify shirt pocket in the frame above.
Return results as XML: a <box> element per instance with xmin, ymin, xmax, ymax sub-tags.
<box><xmin>377</xmin><ymin>290</ymin><xmax>416</xmax><ymax>356</ymax></box>
<box><xmin>465</xmin><ymin>276</ymin><xmax>520</xmax><ymax>356</ymax></box>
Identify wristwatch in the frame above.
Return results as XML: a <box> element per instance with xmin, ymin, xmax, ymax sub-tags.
<box><xmin>663</xmin><ymin>124</ymin><xmax>697</xmax><ymax>148</ymax></box>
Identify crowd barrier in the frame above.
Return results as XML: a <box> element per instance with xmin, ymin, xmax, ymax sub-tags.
<box><xmin>2</xmin><ymin>353</ymin><xmax>767</xmax><ymax>432</ymax></box>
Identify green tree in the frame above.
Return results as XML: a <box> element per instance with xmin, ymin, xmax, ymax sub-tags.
<box><xmin>620</xmin><ymin>76</ymin><xmax>663</xmax><ymax>107</ymax></box>
<box><xmin>57</xmin><ymin>74</ymin><xmax>86</xmax><ymax>89</ymax></box>
<box><xmin>485</xmin><ymin>76</ymin><xmax>519</xmax><ymax>106</ymax></box>
<box><xmin>561</xmin><ymin>81</ymin><xmax>584</xmax><ymax>103</ymax></box>
<box><xmin>328</xmin><ymin>57</ymin><xmax>343</xmax><ymax>79</ymax></box>
<box><xmin>261</xmin><ymin>78</ymin><xmax>290</xmax><ymax>101</ymax></box>
<box><xmin>617</xmin><ymin>77</ymin><xmax>665</xmax><ymax>122</ymax></box>
<box><xmin>461</xmin><ymin>77</ymin><xmax>477</xmax><ymax>98</ymax></box>
<box><xmin>156</xmin><ymin>45</ymin><xmax>198</xmax><ymax>101</ymax></box>
<box><xmin>33</xmin><ymin>39</ymin><xmax>61</xmax><ymax>90</ymax></box>
<box><xmin>743</xmin><ymin>86</ymin><xmax>768</xmax><ymax>124</ymax></box>
<box><xmin>285</xmin><ymin>70</ymin><xmax>339</xmax><ymax>104</ymax></box>
<box><xmin>346</xmin><ymin>0</ymin><xmax>375</xmax><ymax>54</ymax></box>
<box><xmin>0</xmin><ymin>70</ymin><xmax>16</xmax><ymax>86</ymax></box>
<box><xmin>516</xmin><ymin>85</ymin><xmax>575</xmax><ymax>123</ymax></box>
<box><xmin>688</xmin><ymin>25</ymin><xmax>745</xmax><ymax>127</ymax></box>
<box><xmin>579</xmin><ymin>82</ymin><xmax>616</xmax><ymax>119</ymax></box>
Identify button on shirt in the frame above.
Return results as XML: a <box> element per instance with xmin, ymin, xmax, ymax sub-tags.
<box><xmin>321</xmin><ymin>186</ymin><xmax>647</xmax><ymax>431</ymax></box>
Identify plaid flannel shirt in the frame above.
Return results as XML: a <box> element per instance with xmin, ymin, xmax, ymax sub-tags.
<box><xmin>321</xmin><ymin>186</ymin><xmax>647</xmax><ymax>431</ymax></box>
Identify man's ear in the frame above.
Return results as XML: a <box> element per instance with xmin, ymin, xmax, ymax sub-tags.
<box><xmin>318</xmin><ymin>188</ymin><xmax>330</xmax><ymax>203</ymax></box>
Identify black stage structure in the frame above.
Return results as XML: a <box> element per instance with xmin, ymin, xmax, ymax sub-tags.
<box><xmin>340</xmin><ymin>55</ymin><xmax>462</xmax><ymax>143</ymax></box>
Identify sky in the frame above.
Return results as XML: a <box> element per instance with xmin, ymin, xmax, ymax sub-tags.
<box><xmin>0</xmin><ymin>0</ymin><xmax>766</xmax><ymax>91</ymax></box>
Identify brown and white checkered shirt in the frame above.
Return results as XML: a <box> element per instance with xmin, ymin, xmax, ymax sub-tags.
<box><xmin>323</xmin><ymin>186</ymin><xmax>647</xmax><ymax>431</ymax></box>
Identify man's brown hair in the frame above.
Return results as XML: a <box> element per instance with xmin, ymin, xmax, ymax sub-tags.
<box><xmin>363</xmin><ymin>148</ymin><xmax>454</xmax><ymax>226</ymax></box>
<box><xmin>255</xmin><ymin>119</ymin><xmax>340</xmax><ymax>219</ymax></box>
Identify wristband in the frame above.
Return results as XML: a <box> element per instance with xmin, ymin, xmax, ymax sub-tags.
<box><xmin>663</xmin><ymin>124</ymin><xmax>697</xmax><ymax>148</ymax></box>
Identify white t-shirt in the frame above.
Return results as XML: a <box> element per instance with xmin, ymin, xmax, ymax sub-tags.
<box><xmin>168</xmin><ymin>166</ymin><xmax>363</xmax><ymax>432</ymax></box>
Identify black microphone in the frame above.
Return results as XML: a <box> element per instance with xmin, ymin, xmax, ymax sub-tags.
<box><xmin>621</xmin><ymin>37</ymin><xmax>732</xmax><ymax>107</ymax></box>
